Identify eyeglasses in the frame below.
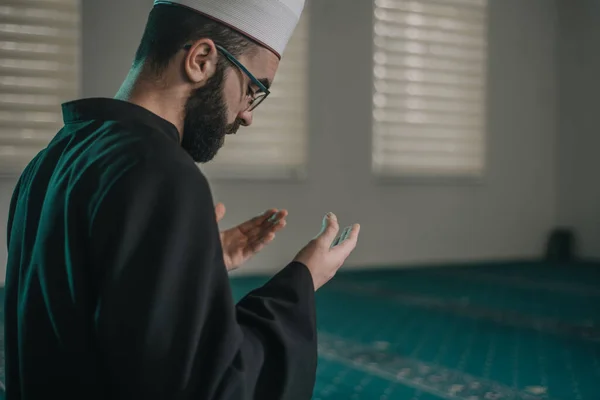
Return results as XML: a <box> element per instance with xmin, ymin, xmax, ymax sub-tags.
<box><xmin>183</xmin><ymin>43</ymin><xmax>270</xmax><ymax>112</ymax></box>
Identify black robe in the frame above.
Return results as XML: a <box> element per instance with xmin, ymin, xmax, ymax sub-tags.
<box><xmin>4</xmin><ymin>98</ymin><xmax>317</xmax><ymax>399</ymax></box>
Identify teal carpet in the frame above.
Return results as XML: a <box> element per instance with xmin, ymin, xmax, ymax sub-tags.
<box><xmin>231</xmin><ymin>261</ymin><xmax>600</xmax><ymax>400</ymax></box>
<box><xmin>1</xmin><ymin>261</ymin><xmax>599</xmax><ymax>399</ymax></box>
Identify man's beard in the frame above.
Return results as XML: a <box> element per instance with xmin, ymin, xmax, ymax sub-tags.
<box><xmin>181</xmin><ymin>66</ymin><xmax>242</xmax><ymax>163</ymax></box>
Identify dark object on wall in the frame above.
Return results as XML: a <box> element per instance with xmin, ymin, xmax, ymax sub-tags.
<box><xmin>545</xmin><ymin>228</ymin><xmax>577</xmax><ymax>262</ymax></box>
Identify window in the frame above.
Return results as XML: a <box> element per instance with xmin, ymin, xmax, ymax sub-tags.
<box><xmin>201</xmin><ymin>9</ymin><xmax>309</xmax><ymax>181</ymax></box>
<box><xmin>0</xmin><ymin>0</ymin><xmax>81</xmax><ymax>176</ymax></box>
<box><xmin>372</xmin><ymin>0</ymin><xmax>488</xmax><ymax>179</ymax></box>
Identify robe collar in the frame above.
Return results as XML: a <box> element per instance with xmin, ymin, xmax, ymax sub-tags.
<box><xmin>61</xmin><ymin>98</ymin><xmax>181</xmax><ymax>143</ymax></box>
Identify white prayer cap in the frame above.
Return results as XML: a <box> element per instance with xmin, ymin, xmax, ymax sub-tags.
<box><xmin>153</xmin><ymin>0</ymin><xmax>306</xmax><ymax>59</ymax></box>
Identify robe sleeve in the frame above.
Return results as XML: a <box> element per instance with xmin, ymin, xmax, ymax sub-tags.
<box><xmin>88</xmin><ymin>157</ymin><xmax>318</xmax><ymax>400</ymax></box>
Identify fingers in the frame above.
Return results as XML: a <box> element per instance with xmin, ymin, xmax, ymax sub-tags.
<box><xmin>238</xmin><ymin>209</ymin><xmax>280</xmax><ymax>235</ymax></box>
<box><xmin>248</xmin><ymin>212</ymin><xmax>284</xmax><ymax>246</ymax></box>
<box><xmin>267</xmin><ymin>210</ymin><xmax>288</xmax><ymax>226</ymax></box>
<box><xmin>332</xmin><ymin>224</ymin><xmax>360</xmax><ymax>253</ymax></box>
<box><xmin>247</xmin><ymin>220</ymin><xmax>284</xmax><ymax>249</ymax></box>
<box><xmin>266</xmin><ymin>211</ymin><xmax>280</xmax><ymax>223</ymax></box>
<box><xmin>251</xmin><ymin>209</ymin><xmax>278</xmax><ymax>225</ymax></box>
<box><xmin>248</xmin><ymin>232</ymin><xmax>276</xmax><ymax>253</ymax></box>
<box><xmin>215</xmin><ymin>202</ymin><xmax>227</xmax><ymax>222</ymax></box>
<box><xmin>315</xmin><ymin>212</ymin><xmax>339</xmax><ymax>244</ymax></box>
<box><xmin>271</xmin><ymin>218</ymin><xmax>286</xmax><ymax>233</ymax></box>
<box><xmin>330</xmin><ymin>225</ymin><xmax>351</xmax><ymax>249</ymax></box>
<box><xmin>244</xmin><ymin>210</ymin><xmax>287</xmax><ymax>240</ymax></box>
<box><xmin>330</xmin><ymin>236</ymin><xmax>340</xmax><ymax>248</ymax></box>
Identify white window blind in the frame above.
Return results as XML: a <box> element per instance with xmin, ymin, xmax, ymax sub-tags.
<box><xmin>0</xmin><ymin>0</ymin><xmax>80</xmax><ymax>176</ymax></box>
<box><xmin>201</xmin><ymin>9</ymin><xmax>309</xmax><ymax>181</ymax></box>
<box><xmin>372</xmin><ymin>0</ymin><xmax>488</xmax><ymax>179</ymax></box>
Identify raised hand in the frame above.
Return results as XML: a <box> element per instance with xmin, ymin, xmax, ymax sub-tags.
<box><xmin>293</xmin><ymin>212</ymin><xmax>360</xmax><ymax>290</ymax></box>
<box><xmin>216</xmin><ymin>203</ymin><xmax>288</xmax><ymax>272</ymax></box>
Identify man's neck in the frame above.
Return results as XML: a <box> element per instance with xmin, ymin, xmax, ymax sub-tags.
<box><xmin>115</xmin><ymin>68</ymin><xmax>185</xmax><ymax>142</ymax></box>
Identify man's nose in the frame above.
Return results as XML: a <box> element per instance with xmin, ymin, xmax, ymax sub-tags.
<box><xmin>238</xmin><ymin>109</ymin><xmax>253</xmax><ymax>127</ymax></box>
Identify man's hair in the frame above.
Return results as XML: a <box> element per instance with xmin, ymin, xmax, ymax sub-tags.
<box><xmin>134</xmin><ymin>4</ymin><xmax>257</xmax><ymax>78</ymax></box>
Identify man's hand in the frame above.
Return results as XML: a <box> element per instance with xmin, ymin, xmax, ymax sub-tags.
<box><xmin>215</xmin><ymin>203</ymin><xmax>288</xmax><ymax>272</ymax></box>
<box><xmin>293</xmin><ymin>212</ymin><xmax>360</xmax><ymax>291</ymax></box>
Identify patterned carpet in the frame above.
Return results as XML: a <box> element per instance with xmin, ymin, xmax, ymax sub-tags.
<box><xmin>1</xmin><ymin>261</ymin><xmax>599</xmax><ymax>399</ymax></box>
<box><xmin>231</xmin><ymin>261</ymin><xmax>600</xmax><ymax>400</ymax></box>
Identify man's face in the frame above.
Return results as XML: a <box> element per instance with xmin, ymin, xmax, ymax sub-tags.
<box><xmin>181</xmin><ymin>46</ymin><xmax>279</xmax><ymax>163</ymax></box>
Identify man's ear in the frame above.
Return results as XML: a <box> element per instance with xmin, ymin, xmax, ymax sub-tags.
<box><xmin>184</xmin><ymin>39</ymin><xmax>218</xmax><ymax>85</ymax></box>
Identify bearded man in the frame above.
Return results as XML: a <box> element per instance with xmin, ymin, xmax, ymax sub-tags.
<box><xmin>3</xmin><ymin>1</ymin><xmax>361</xmax><ymax>399</ymax></box>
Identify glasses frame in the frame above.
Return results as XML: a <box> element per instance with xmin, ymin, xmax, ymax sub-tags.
<box><xmin>183</xmin><ymin>43</ymin><xmax>270</xmax><ymax>111</ymax></box>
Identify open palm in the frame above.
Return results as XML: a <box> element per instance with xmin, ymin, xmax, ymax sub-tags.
<box><xmin>215</xmin><ymin>203</ymin><xmax>288</xmax><ymax>272</ymax></box>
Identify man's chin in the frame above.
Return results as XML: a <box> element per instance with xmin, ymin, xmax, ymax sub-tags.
<box><xmin>192</xmin><ymin>151</ymin><xmax>218</xmax><ymax>164</ymax></box>
<box><xmin>187</xmin><ymin>144</ymin><xmax>225</xmax><ymax>164</ymax></box>
<box><xmin>181</xmin><ymin>132</ymin><xmax>227</xmax><ymax>164</ymax></box>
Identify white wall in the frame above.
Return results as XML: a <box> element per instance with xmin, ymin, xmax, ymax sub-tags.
<box><xmin>557</xmin><ymin>0</ymin><xmax>600</xmax><ymax>259</ymax></box>
<box><xmin>0</xmin><ymin>0</ymin><xmax>559</xmax><ymax>281</ymax></box>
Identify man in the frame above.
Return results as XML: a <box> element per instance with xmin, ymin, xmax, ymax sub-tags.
<box><xmin>4</xmin><ymin>1</ymin><xmax>360</xmax><ymax>399</ymax></box>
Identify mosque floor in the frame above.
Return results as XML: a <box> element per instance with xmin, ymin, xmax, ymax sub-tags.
<box><xmin>0</xmin><ymin>260</ymin><xmax>599</xmax><ymax>399</ymax></box>
<box><xmin>231</xmin><ymin>261</ymin><xmax>600</xmax><ymax>400</ymax></box>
